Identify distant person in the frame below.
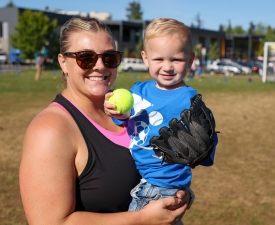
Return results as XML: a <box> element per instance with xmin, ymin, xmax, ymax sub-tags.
<box><xmin>34</xmin><ymin>53</ymin><xmax>45</xmax><ymax>81</ymax></box>
<box><xmin>195</xmin><ymin>65</ymin><xmax>202</xmax><ymax>79</ymax></box>
<box><xmin>105</xmin><ymin>18</ymin><xmax>218</xmax><ymax>224</ymax></box>
<box><xmin>194</xmin><ymin>58</ymin><xmax>202</xmax><ymax>79</ymax></box>
<box><xmin>20</xmin><ymin>17</ymin><xmax>191</xmax><ymax>225</ymax></box>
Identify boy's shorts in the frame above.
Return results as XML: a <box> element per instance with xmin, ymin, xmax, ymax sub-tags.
<box><xmin>128</xmin><ymin>178</ymin><xmax>180</xmax><ymax>211</ymax></box>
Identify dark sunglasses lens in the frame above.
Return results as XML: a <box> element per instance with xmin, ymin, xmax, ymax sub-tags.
<box><xmin>76</xmin><ymin>52</ymin><xmax>97</xmax><ymax>69</ymax></box>
<box><xmin>103</xmin><ymin>52</ymin><xmax>122</xmax><ymax>68</ymax></box>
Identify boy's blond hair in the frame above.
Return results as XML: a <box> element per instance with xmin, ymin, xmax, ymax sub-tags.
<box><xmin>143</xmin><ymin>18</ymin><xmax>193</xmax><ymax>53</ymax></box>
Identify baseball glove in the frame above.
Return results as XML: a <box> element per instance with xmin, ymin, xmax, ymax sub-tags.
<box><xmin>150</xmin><ymin>94</ymin><xmax>217</xmax><ymax>168</ymax></box>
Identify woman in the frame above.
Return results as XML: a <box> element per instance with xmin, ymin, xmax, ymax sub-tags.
<box><xmin>20</xmin><ymin>17</ymin><xmax>191</xmax><ymax>225</ymax></box>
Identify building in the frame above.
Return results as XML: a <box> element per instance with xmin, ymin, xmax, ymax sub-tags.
<box><xmin>225</xmin><ymin>33</ymin><xmax>265</xmax><ymax>59</ymax></box>
<box><xmin>0</xmin><ymin>6</ymin><xmax>112</xmax><ymax>55</ymax></box>
<box><xmin>0</xmin><ymin>6</ymin><xmax>263</xmax><ymax>62</ymax></box>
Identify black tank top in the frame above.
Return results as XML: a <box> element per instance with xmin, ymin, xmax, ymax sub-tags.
<box><xmin>53</xmin><ymin>94</ymin><xmax>140</xmax><ymax>213</ymax></box>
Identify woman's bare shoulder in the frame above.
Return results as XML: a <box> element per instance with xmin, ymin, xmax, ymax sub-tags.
<box><xmin>22</xmin><ymin>105</ymin><xmax>79</xmax><ymax>157</ymax></box>
<box><xmin>29</xmin><ymin>105</ymin><xmax>72</xmax><ymax>130</ymax></box>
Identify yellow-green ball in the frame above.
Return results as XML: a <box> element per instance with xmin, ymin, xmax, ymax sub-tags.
<box><xmin>109</xmin><ymin>88</ymin><xmax>134</xmax><ymax>114</ymax></box>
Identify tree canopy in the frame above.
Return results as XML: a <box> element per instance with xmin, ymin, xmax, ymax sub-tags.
<box><xmin>222</xmin><ymin>20</ymin><xmax>275</xmax><ymax>37</ymax></box>
<box><xmin>135</xmin><ymin>39</ymin><xmax>143</xmax><ymax>58</ymax></box>
<box><xmin>10</xmin><ymin>10</ymin><xmax>57</xmax><ymax>59</ymax></box>
<box><xmin>126</xmin><ymin>1</ymin><xmax>143</xmax><ymax>20</ymax></box>
<box><xmin>190</xmin><ymin>13</ymin><xmax>204</xmax><ymax>29</ymax></box>
<box><xmin>225</xmin><ymin>25</ymin><xmax>246</xmax><ymax>34</ymax></box>
<box><xmin>263</xmin><ymin>26</ymin><xmax>275</xmax><ymax>43</ymax></box>
<box><xmin>206</xmin><ymin>42</ymin><xmax>219</xmax><ymax>61</ymax></box>
<box><xmin>5</xmin><ymin>0</ymin><xmax>15</xmax><ymax>7</ymax></box>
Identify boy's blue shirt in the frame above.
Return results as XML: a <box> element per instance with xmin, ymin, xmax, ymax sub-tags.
<box><xmin>113</xmin><ymin>80</ymin><xmax>218</xmax><ymax>188</ymax></box>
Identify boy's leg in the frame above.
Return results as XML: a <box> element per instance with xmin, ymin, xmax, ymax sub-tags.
<box><xmin>128</xmin><ymin>179</ymin><xmax>150</xmax><ymax>211</ymax></box>
<box><xmin>128</xmin><ymin>179</ymin><xmax>180</xmax><ymax>211</ymax></box>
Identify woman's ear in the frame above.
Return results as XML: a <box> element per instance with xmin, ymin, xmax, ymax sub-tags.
<box><xmin>141</xmin><ymin>51</ymin><xmax>149</xmax><ymax>68</ymax></box>
<box><xmin>58</xmin><ymin>53</ymin><xmax>68</xmax><ymax>74</ymax></box>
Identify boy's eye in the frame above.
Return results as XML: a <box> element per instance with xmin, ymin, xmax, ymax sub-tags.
<box><xmin>173</xmin><ymin>58</ymin><xmax>184</xmax><ymax>62</ymax></box>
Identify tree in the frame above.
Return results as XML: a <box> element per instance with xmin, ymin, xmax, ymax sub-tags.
<box><xmin>135</xmin><ymin>39</ymin><xmax>143</xmax><ymax>58</ymax></box>
<box><xmin>218</xmin><ymin>24</ymin><xmax>224</xmax><ymax>32</ymax></box>
<box><xmin>190</xmin><ymin>13</ymin><xmax>203</xmax><ymax>29</ymax></box>
<box><xmin>126</xmin><ymin>1</ymin><xmax>143</xmax><ymax>20</ymax></box>
<box><xmin>253</xmin><ymin>23</ymin><xmax>267</xmax><ymax>35</ymax></box>
<box><xmin>224</xmin><ymin>21</ymin><xmax>245</xmax><ymax>34</ymax></box>
<box><xmin>10</xmin><ymin>10</ymin><xmax>57</xmax><ymax>59</ymax></box>
<box><xmin>225</xmin><ymin>20</ymin><xmax>233</xmax><ymax>34</ymax></box>
<box><xmin>248</xmin><ymin>21</ymin><xmax>255</xmax><ymax>34</ymax></box>
<box><xmin>232</xmin><ymin>25</ymin><xmax>245</xmax><ymax>34</ymax></box>
<box><xmin>123</xmin><ymin>48</ymin><xmax>129</xmax><ymax>58</ymax></box>
<box><xmin>208</xmin><ymin>42</ymin><xmax>220</xmax><ymax>60</ymax></box>
<box><xmin>263</xmin><ymin>26</ymin><xmax>275</xmax><ymax>43</ymax></box>
<box><xmin>5</xmin><ymin>1</ymin><xmax>15</xmax><ymax>7</ymax></box>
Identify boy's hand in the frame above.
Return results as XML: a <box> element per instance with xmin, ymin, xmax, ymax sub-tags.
<box><xmin>104</xmin><ymin>92</ymin><xmax>121</xmax><ymax>116</ymax></box>
<box><xmin>104</xmin><ymin>92</ymin><xmax>131</xmax><ymax>120</ymax></box>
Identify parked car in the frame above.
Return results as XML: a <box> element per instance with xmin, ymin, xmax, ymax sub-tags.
<box><xmin>236</xmin><ymin>60</ymin><xmax>261</xmax><ymax>74</ymax></box>
<box><xmin>10</xmin><ymin>49</ymin><xmax>25</xmax><ymax>65</ymax></box>
<box><xmin>121</xmin><ymin>58</ymin><xmax>148</xmax><ymax>72</ymax></box>
<box><xmin>206</xmin><ymin>60</ymin><xmax>242</xmax><ymax>76</ymax></box>
<box><xmin>222</xmin><ymin>59</ymin><xmax>251</xmax><ymax>74</ymax></box>
<box><xmin>0</xmin><ymin>52</ymin><xmax>8</xmax><ymax>64</ymax></box>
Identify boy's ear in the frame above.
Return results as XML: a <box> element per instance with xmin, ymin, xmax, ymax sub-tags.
<box><xmin>141</xmin><ymin>51</ymin><xmax>149</xmax><ymax>68</ymax></box>
<box><xmin>188</xmin><ymin>52</ymin><xmax>195</xmax><ymax>68</ymax></box>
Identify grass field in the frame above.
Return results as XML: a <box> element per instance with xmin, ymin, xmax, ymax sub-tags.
<box><xmin>1</xmin><ymin>69</ymin><xmax>275</xmax><ymax>225</ymax></box>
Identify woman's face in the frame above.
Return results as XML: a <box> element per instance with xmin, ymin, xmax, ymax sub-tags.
<box><xmin>58</xmin><ymin>31</ymin><xmax>117</xmax><ymax>99</ymax></box>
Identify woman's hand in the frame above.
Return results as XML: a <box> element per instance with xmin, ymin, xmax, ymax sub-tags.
<box><xmin>139</xmin><ymin>188</ymin><xmax>191</xmax><ymax>225</ymax></box>
<box><xmin>139</xmin><ymin>196</ymin><xmax>187</xmax><ymax>225</ymax></box>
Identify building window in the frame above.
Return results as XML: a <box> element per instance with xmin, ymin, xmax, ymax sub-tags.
<box><xmin>123</xmin><ymin>29</ymin><xmax>130</xmax><ymax>42</ymax></box>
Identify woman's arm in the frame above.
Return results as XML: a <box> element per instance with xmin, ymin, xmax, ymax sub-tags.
<box><xmin>20</xmin><ymin>108</ymin><xmax>79</xmax><ymax>224</ymax></box>
<box><xmin>20</xmin><ymin>108</ymin><xmax>188</xmax><ymax>225</ymax></box>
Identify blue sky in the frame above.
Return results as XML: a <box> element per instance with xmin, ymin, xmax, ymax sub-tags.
<box><xmin>1</xmin><ymin>0</ymin><xmax>274</xmax><ymax>31</ymax></box>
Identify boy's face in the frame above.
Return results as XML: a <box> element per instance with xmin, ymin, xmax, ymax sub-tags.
<box><xmin>142</xmin><ymin>35</ymin><xmax>194</xmax><ymax>90</ymax></box>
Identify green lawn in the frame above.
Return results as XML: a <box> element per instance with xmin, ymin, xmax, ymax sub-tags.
<box><xmin>1</xmin><ymin>69</ymin><xmax>275</xmax><ymax>225</ymax></box>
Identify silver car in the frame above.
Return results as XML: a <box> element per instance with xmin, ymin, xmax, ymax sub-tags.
<box><xmin>0</xmin><ymin>52</ymin><xmax>7</xmax><ymax>64</ymax></box>
<box><xmin>121</xmin><ymin>58</ymin><xmax>148</xmax><ymax>72</ymax></box>
<box><xmin>221</xmin><ymin>59</ymin><xmax>252</xmax><ymax>74</ymax></box>
<box><xmin>206</xmin><ymin>60</ymin><xmax>242</xmax><ymax>76</ymax></box>
<box><xmin>207</xmin><ymin>59</ymin><xmax>252</xmax><ymax>76</ymax></box>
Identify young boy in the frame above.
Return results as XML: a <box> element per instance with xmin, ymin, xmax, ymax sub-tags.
<box><xmin>105</xmin><ymin>18</ymin><xmax>218</xmax><ymax>215</ymax></box>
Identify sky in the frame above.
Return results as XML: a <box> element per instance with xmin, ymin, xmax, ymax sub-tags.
<box><xmin>1</xmin><ymin>0</ymin><xmax>274</xmax><ymax>31</ymax></box>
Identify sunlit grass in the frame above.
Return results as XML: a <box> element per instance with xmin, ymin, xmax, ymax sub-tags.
<box><xmin>1</xmin><ymin>69</ymin><xmax>275</xmax><ymax>225</ymax></box>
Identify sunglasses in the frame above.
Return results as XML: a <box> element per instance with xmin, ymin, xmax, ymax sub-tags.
<box><xmin>63</xmin><ymin>50</ymin><xmax>123</xmax><ymax>69</ymax></box>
